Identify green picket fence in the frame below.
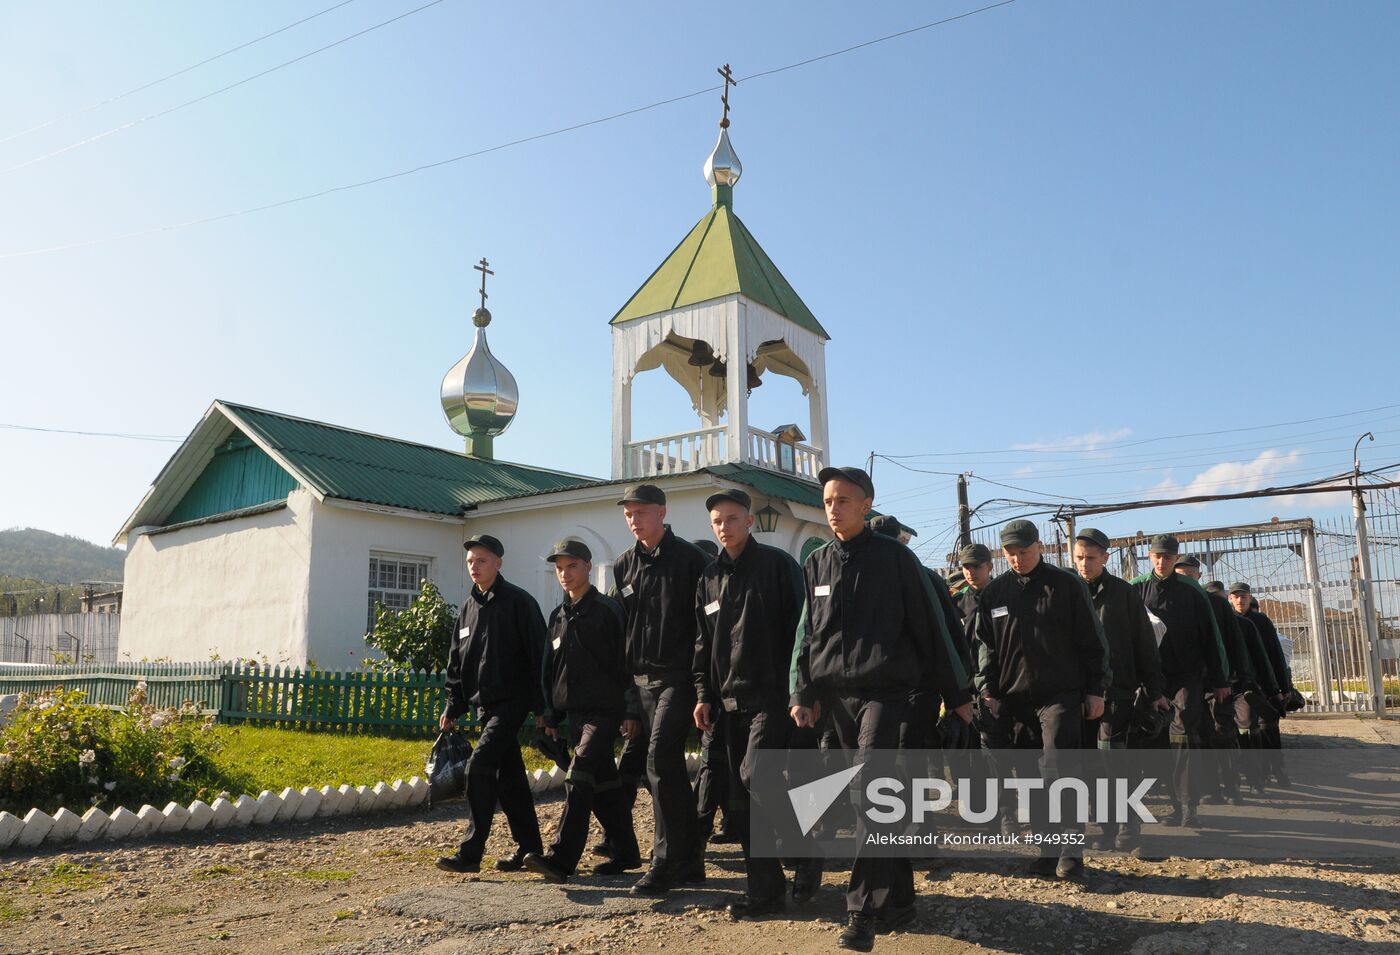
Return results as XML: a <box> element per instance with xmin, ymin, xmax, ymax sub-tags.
<box><xmin>0</xmin><ymin>662</ymin><xmax>225</xmax><ymax>714</ymax></box>
<box><xmin>219</xmin><ymin>665</ymin><xmax>454</xmax><ymax>735</ymax></box>
<box><xmin>0</xmin><ymin>662</ymin><xmax>465</xmax><ymax>736</ymax></box>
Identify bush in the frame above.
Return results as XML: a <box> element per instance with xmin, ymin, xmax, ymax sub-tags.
<box><xmin>363</xmin><ymin>578</ymin><xmax>456</xmax><ymax>672</ymax></box>
<box><xmin>0</xmin><ymin>684</ymin><xmax>223</xmax><ymax>815</ymax></box>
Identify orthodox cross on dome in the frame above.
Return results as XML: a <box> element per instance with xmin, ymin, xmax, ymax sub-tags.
<box><xmin>474</xmin><ymin>257</ymin><xmax>494</xmax><ymax>311</ymax></box>
<box><xmin>717</xmin><ymin>63</ymin><xmax>738</xmax><ymax>129</ymax></box>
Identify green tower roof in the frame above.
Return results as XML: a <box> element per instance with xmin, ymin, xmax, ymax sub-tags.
<box><xmin>610</xmin><ymin>203</ymin><xmax>829</xmax><ymax>339</ymax></box>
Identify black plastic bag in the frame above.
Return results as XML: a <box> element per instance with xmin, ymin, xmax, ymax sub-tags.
<box><xmin>426</xmin><ymin>730</ymin><xmax>473</xmax><ymax>805</ymax></box>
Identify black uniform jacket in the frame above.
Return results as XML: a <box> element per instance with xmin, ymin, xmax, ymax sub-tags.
<box><xmin>788</xmin><ymin>529</ymin><xmax>971</xmax><ymax>710</ymax></box>
<box><xmin>692</xmin><ymin>537</ymin><xmax>803</xmax><ymax>712</ymax></box>
<box><xmin>1235</xmin><ymin>613</ymin><xmax>1280</xmax><ymax>696</ymax></box>
<box><xmin>1132</xmin><ymin>572</ymin><xmax>1228</xmax><ymax>688</ymax></box>
<box><xmin>1246</xmin><ymin>608</ymin><xmax>1293</xmax><ymax>692</ymax></box>
<box><xmin>542</xmin><ymin>586</ymin><xmax>638</xmax><ymax>725</ymax></box>
<box><xmin>974</xmin><ymin>558</ymin><xmax>1109</xmax><ymax>702</ymax></box>
<box><xmin>1084</xmin><ymin>570</ymin><xmax>1165</xmax><ymax>702</ymax></box>
<box><xmin>1205</xmin><ymin>589</ymin><xmax>1255</xmax><ymax>687</ymax></box>
<box><xmin>610</xmin><ymin>526</ymin><xmax>710</xmax><ymax>681</ymax></box>
<box><xmin>445</xmin><ymin>574</ymin><xmax>547</xmax><ymax>719</ymax></box>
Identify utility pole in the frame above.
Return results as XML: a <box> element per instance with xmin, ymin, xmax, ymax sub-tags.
<box><xmin>1351</xmin><ymin>432</ymin><xmax>1386</xmax><ymax>717</ymax></box>
<box><xmin>956</xmin><ymin>473</ymin><xmax>971</xmax><ymax>550</ymax></box>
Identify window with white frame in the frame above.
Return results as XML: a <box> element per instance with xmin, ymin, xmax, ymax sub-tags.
<box><xmin>367</xmin><ymin>552</ymin><xmax>433</xmax><ymax>631</ymax></box>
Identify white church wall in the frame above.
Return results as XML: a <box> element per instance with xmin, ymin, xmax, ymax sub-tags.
<box><xmin>303</xmin><ymin>499</ymin><xmax>469</xmax><ymax>669</ymax></box>
<box><xmin>118</xmin><ymin>490</ymin><xmax>317</xmax><ymax>664</ymax></box>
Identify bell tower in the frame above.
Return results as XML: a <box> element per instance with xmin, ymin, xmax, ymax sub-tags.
<box><xmin>609</xmin><ymin>66</ymin><xmax>831</xmax><ymax>482</ymax></box>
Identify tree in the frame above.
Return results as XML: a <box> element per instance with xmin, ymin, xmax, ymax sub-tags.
<box><xmin>364</xmin><ymin>579</ymin><xmax>457</xmax><ymax>672</ymax></box>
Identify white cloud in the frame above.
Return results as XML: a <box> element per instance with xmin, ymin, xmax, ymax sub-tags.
<box><xmin>1012</xmin><ymin>427</ymin><xmax>1133</xmax><ymax>453</ymax></box>
<box><xmin>1152</xmin><ymin>449</ymin><xmax>1303</xmax><ymax>504</ymax></box>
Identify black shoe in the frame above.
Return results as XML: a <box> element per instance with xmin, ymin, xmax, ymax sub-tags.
<box><xmin>1113</xmin><ymin>829</ymin><xmax>1139</xmax><ymax>853</ymax></box>
<box><xmin>1274</xmin><ymin>771</ymin><xmax>1291</xmax><ymax>788</ymax></box>
<box><xmin>1028</xmin><ymin>857</ymin><xmax>1058</xmax><ymax>878</ymax></box>
<box><xmin>726</xmin><ymin>894</ymin><xmax>786</xmax><ymax>920</ymax></box>
<box><xmin>592</xmin><ymin>855</ymin><xmax>644</xmax><ymax>875</ymax></box>
<box><xmin>495</xmin><ymin>848</ymin><xmax>533</xmax><ymax>872</ymax></box>
<box><xmin>1089</xmin><ymin>833</ymin><xmax>1113</xmax><ymax>851</ymax></box>
<box><xmin>710</xmin><ymin>827</ymin><xmax>743</xmax><ymax>845</ymax></box>
<box><xmin>1056</xmin><ymin>857</ymin><xmax>1085</xmax><ymax>882</ymax></box>
<box><xmin>521</xmin><ymin>852</ymin><xmax>570</xmax><ymax>884</ymax></box>
<box><xmin>1230</xmin><ymin>794</ymin><xmax>1246</xmax><ymax>806</ymax></box>
<box><xmin>630</xmin><ymin>866</ymin><xmax>678</xmax><ymax>897</ymax></box>
<box><xmin>435</xmin><ymin>852</ymin><xmax>480</xmax><ymax>874</ymax></box>
<box><xmin>1000</xmin><ymin>814</ymin><xmax>1019</xmax><ymax>841</ymax></box>
<box><xmin>838</xmin><ymin>913</ymin><xmax>876</xmax><ymax>952</ymax></box>
<box><xmin>877</xmin><ymin>903</ymin><xmax>917</xmax><ymax>933</ymax></box>
<box><xmin>791</xmin><ymin>865</ymin><xmax>821</xmax><ymax>903</ymax></box>
<box><xmin>676</xmin><ymin>858</ymin><xmax>706</xmax><ymax>884</ymax></box>
<box><xmin>1202</xmin><ymin>792</ymin><xmax>1225</xmax><ymax>805</ymax></box>
<box><xmin>591</xmin><ymin>839</ymin><xmax>616</xmax><ymax>859</ymax></box>
<box><xmin>1181</xmin><ymin>806</ymin><xmax>1200</xmax><ymax>828</ymax></box>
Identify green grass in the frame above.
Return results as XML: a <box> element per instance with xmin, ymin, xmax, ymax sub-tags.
<box><xmin>205</xmin><ymin>725</ymin><xmax>554</xmax><ymax>796</ymax></box>
<box><xmin>192</xmin><ymin>865</ymin><xmax>240</xmax><ymax>881</ymax></box>
<box><xmin>34</xmin><ymin>862</ymin><xmax>103</xmax><ymax>894</ymax></box>
<box><xmin>0</xmin><ymin>894</ymin><xmax>24</xmax><ymax>922</ymax></box>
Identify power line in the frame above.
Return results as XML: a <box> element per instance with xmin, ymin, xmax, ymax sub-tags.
<box><xmin>0</xmin><ymin>422</ymin><xmax>184</xmax><ymax>442</ymax></box>
<box><xmin>0</xmin><ymin>0</ymin><xmax>362</xmax><ymax>147</ymax></box>
<box><xmin>0</xmin><ymin>0</ymin><xmax>1020</xmax><ymax>259</ymax></box>
<box><xmin>882</xmin><ymin>401</ymin><xmax>1400</xmax><ymax>458</ymax></box>
<box><xmin>0</xmin><ymin>0</ymin><xmax>449</xmax><ymax>176</ymax></box>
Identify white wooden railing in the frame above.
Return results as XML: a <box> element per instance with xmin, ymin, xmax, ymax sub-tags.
<box><xmin>745</xmin><ymin>427</ymin><xmax>823</xmax><ymax>479</ymax></box>
<box><xmin>625</xmin><ymin>426</ymin><xmax>728</xmax><ymax>477</ymax></box>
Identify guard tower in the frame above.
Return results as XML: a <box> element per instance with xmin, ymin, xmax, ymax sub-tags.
<box><xmin>610</xmin><ymin>66</ymin><xmax>831</xmax><ymax>482</ymax></box>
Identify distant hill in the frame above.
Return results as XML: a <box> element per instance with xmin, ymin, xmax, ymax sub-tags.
<box><xmin>0</xmin><ymin>528</ymin><xmax>124</xmax><ymax>584</ymax></box>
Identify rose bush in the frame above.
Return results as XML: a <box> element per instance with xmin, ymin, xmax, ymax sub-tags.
<box><xmin>0</xmin><ymin>683</ymin><xmax>223</xmax><ymax>815</ymax></box>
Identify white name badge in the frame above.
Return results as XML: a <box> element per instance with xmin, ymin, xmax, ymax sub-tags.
<box><xmin>552</xmin><ymin>636</ymin><xmax>562</xmax><ymax>651</ymax></box>
<box><xmin>814</xmin><ymin>585</ymin><xmax>832</xmax><ymax>597</ymax></box>
<box><xmin>459</xmin><ymin>626</ymin><xmax>470</xmax><ymax>638</ymax></box>
<box><xmin>704</xmin><ymin>600</ymin><xmax>720</xmax><ymax>616</ymax></box>
<box><xmin>621</xmin><ymin>584</ymin><xmax>635</xmax><ymax>598</ymax></box>
<box><xmin>991</xmin><ymin>606</ymin><xmax>1009</xmax><ymax>619</ymax></box>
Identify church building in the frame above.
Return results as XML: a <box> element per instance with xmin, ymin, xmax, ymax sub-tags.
<box><xmin>114</xmin><ymin>102</ymin><xmax>839</xmax><ymax>667</ymax></box>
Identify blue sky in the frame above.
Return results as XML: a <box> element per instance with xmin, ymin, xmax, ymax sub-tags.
<box><xmin>1</xmin><ymin>1</ymin><xmax>1396</xmax><ymax>560</ymax></box>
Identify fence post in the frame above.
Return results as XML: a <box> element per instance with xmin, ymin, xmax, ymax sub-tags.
<box><xmin>1301</xmin><ymin>524</ymin><xmax>1336</xmax><ymax>709</ymax></box>
<box><xmin>1352</xmin><ymin>484</ymin><xmax>1387</xmax><ymax>717</ymax></box>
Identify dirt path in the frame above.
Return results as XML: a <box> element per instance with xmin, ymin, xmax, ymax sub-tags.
<box><xmin>3</xmin><ymin>717</ymin><xmax>1398</xmax><ymax>955</ymax></box>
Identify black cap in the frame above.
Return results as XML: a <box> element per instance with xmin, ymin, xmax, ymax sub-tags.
<box><xmin>463</xmin><ymin>534</ymin><xmax>504</xmax><ymax>558</ymax></box>
<box><xmin>1149</xmin><ymin>534</ymin><xmax>1180</xmax><ymax>555</ymax></box>
<box><xmin>1228</xmin><ymin>581</ymin><xmax>1252</xmax><ymax>595</ymax></box>
<box><xmin>869</xmin><ymin>514</ymin><xmax>903</xmax><ymax>538</ymax></box>
<box><xmin>1000</xmin><ymin>519</ymin><xmax>1039</xmax><ymax>548</ymax></box>
<box><xmin>1205</xmin><ymin>580</ymin><xmax>1226</xmax><ymax>594</ymax></box>
<box><xmin>545</xmin><ymin>538</ymin><xmax>591</xmax><ymax>563</ymax></box>
<box><xmin>1075</xmin><ymin>527</ymin><xmax>1110</xmax><ymax>551</ymax></box>
<box><xmin>704</xmin><ymin>488</ymin><xmax>752</xmax><ymax>512</ymax></box>
<box><xmin>617</xmin><ymin>484</ymin><xmax>666</xmax><ymax>506</ymax></box>
<box><xmin>1175</xmin><ymin>554</ymin><xmax>1202</xmax><ymax>570</ymax></box>
<box><xmin>691</xmin><ymin>539</ymin><xmax>719</xmax><ymax>558</ymax></box>
<box><xmin>817</xmin><ymin>465</ymin><xmax>874</xmax><ymax>500</ymax></box>
<box><xmin>958</xmin><ymin>543</ymin><xmax>992</xmax><ymax>566</ymax></box>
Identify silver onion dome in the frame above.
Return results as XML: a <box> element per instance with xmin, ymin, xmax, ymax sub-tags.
<box><xmin>703</xmin><ymin>126</ymin><xmax>742</xmax><ymax>189</ymax></box>
<box><xmin>441</xmin><ymin>299</ymin><xmax>519</xmax><ymax>459</ymax></box>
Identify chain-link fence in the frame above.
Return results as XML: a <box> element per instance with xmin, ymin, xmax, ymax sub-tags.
<box><xmin>948</xmin><ymin>484</ymin><xmax>1400</xmax><ymax>716</ymax></box>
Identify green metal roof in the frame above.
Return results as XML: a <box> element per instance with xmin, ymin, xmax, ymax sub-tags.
<box><xmin>221</xmin><ymin>402</ymin><xmax>595</xmax><ymax>517</ymax></box>
<box><xmin>700</xmin><ymin>463</ymin><xmax>824</xmax><ymax>508</ymax></box>
<box><xmin>610</xmin><ymin>205</ymin><xmax>829</xmax><ymax>339</ymax></box>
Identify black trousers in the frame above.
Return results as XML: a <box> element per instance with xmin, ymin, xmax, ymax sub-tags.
<box><xmin>1086</xmin><ymin>697</ymin><xmax>1135</xmax><ymax>841</ymax></box>
<box><xmin>1204</xmin><ymin>693</ymin><xmax>1242</xmax><ymax>799</ymax></box>
<box><xmin>457</xmin><ymin>699</ymin><xmax>542</xmax><ymax>862</ymax></box>
<box><xmin>1164</xmin><ymin>674</ymin><xmax>1206</xmax><ymax>808</ymax></box>
<box><xmin>694</xmin><ymin>711</ymin><xmax>729</xmax><ymax>840</ymax></box>
<box><xmin>1002</xmin><ymin>692</ymin><xmax>1083</xmax><ymax>859</ymax></box>
<box><xmin>723</xmin><ymin>703</ymin><xmax>790</xmax><ymax>901</ymax></box>
<box><xmin>549</xmin><ymin>712</ymin><xmax>640</xmax><ymax>872</ymax></box>
<box><xmin>826</xmin><ymin>691</ymin><xmax>911</xmax><ymax>915</ymax></box>
<box><xmin>637</xmin><ymin>677</ymin><xmax>698</xmax><ymax>869</ymax></box>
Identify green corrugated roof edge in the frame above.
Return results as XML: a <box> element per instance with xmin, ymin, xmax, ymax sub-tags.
<box><xmin>220</xmin><ymin>402</ymin><xmax>597</xmax><ymax>517</ymax></box>
<box><xmin>609</xmin><ymin>205</ymin><xmax>829</xmax><ymax>339</ymax></box>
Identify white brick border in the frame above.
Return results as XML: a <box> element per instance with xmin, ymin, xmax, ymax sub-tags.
<box><xmin>0</xmin><ymin>750</ymin><xmax>704</xmax><ymax>853</ymax></box>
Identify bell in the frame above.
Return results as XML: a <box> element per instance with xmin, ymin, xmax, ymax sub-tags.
<box><xmin>709</xmin><ymin>359</ymin><xmax>728</xmax><ymax>378</ymax></box>
<box><xmin>746</xmin><ymin>363</ymin><xmax>762</xmax><ymax>390</ymax></box>
<box><xmin>687</xmin><ymin>340</ymin><xmax>715</xmax><ymax>366</ymax></box>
